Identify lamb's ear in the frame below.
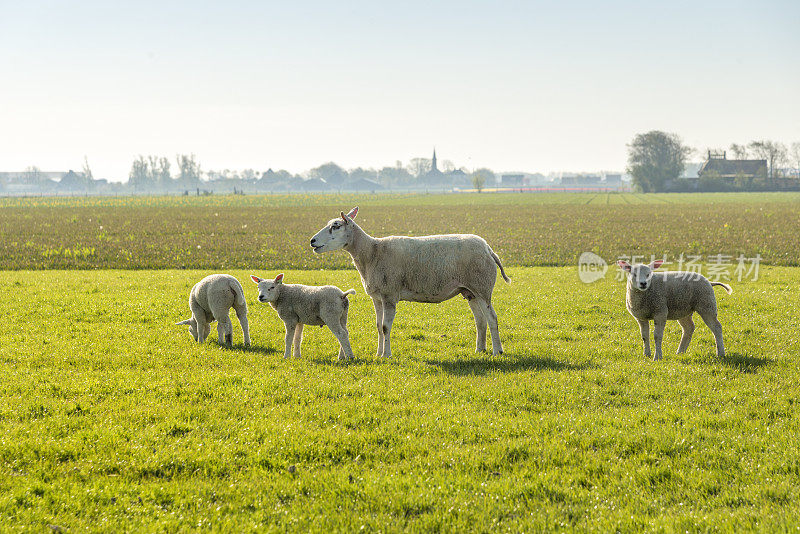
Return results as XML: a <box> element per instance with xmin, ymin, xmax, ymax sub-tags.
<box><xmin>340</xmin><ymin>211</ymin><xmax>349</xmax><ymax>224</ymax></box>
<box><xmin>346</xmin><ymin>206</ymin><xmax>358</xmax><ymax>220</ymax></box>
<box><xmin>274</xmin><ymin>273</ymin><xmax>284</xmax><ymax>283</ymax></box>
<box><xmin>650</xmin><ymin>260</ymin><xmax>664</xmax><ymax>270</ymax></box>
<box><xmin>250</xmin><ymin>275</ymin><xmax>261</xmax><ymax>284</ymax></box>
<box><xmin>176</xmin><ymin>319</ymin><xmax>192</xmax><ymax>326</ymax></box>
<box><xmin>617</xmin><ymin>260</ymin><xmax>632</xmax><ymax>272</ymax></box>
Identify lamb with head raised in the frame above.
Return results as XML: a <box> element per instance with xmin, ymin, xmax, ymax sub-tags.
<box><xmin>309</xmin><ymin>207</ymin><xmax>510</xmax><ymax>358</ymax></box>
<box><xmin>618</xmin><ymin>260</ymin><xmax>732</xmax><ymax>360</ymax></box>
<box><xmin>251</xmin><ymin>273</ymin><xmax>356</xmax><ymax>360</ymax></box>
<box><xmin>176</xmin><ymin>273</ymin><xmax>250</xmax><ymax>347</ymax></box>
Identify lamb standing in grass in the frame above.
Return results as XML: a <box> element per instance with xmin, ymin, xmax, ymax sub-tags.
<box><xmin>251</xmin><ymin>273</ymin><xmax>356</xmax><ymax>360</ymax></box>
<box><xmin>618</xmin><ymin>260</ymin><xmax>732</xmax><ymax>360</ymax></box>
<box><xmin>176</xmin><ymin>274</ymin><xmax>250</xmax><ymax>347</ymax></box>
<box><xmin>309</xmin><ymin>207</ymin><xmax>510</xmax><ymax>357</ymax></box>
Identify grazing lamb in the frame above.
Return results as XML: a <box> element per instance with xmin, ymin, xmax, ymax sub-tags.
<box><xmin>251</xmin><ymin>273</ymin><xmax>356</xmax><ymax>360</ymax></box>
<box><xmin>176</xmin><ymin>274</ymin><xmax>250</xmax><ymax>347</ymax></box>
<box><xmin>309</xmin><ymin>207</ymin><xmax>510</xmax><ymax>357</ymax></box>
<box><xmin>618</xmin><ymin>260</ymin><xmax>732</xmax><ymax>360</ymax></box>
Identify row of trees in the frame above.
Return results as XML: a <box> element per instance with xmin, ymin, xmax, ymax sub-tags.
<box><xmin>128</xmin><ymin>154</ymin><xmax>202</xmax><ymax>190</ymax></box>
<box><xmin>627</xmin><ymin>132</ymin><xmax>800</xmax><ymax>193</ymax></box>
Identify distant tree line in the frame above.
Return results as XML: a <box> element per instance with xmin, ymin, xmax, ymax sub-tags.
<box><xmin>627</xmin><ymin>131</ymin><xmax>800</xmax><ymax>193</ymax></box>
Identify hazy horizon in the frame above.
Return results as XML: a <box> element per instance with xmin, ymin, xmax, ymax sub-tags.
<box><xmin>1</xmin><ymin>0</ymin><xmax>798</xmax><ymax>182</ymax></box>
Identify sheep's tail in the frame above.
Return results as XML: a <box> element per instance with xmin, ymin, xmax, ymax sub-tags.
<box><xmin>489</xmin><ymin>248</ymin><xmax>511</xmax><ymax>283</ymax></box>
<box><xmin>711</xmin><ymin>282</ymin><xmax>732</xmax><ymax>294</ymax></box>
<box><xmin>231</xmin><ymin>278</ymin><xmax>248</xmax><ymax>308</ymax></box>
<box><xmin>342</xmin><ymin>289</ymin><xmax>356</xmax><ymax>298</ymax></box>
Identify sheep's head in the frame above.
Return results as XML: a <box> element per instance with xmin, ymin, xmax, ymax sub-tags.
<box><xmin>252</xmin><ymin>273</ymin><xmax>283</xmax><ymax>303</ymax></box>
<box><xmin>310</xmin><ymin>207</ymin><xmax>358</xmax><ymax>253</ymax></box>
<box><xmin>618</xmin><ymin>260</ymin><xmax>663</xmax><ymax>291</ymax></box>
<box><xmin>176</xmin><ymin>317</ymin><xmax>198</xmax><ymax>341</ymax></box>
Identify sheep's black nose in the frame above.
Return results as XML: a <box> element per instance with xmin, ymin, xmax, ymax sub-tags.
<box><xmin>310</xmin><ymin>238</ymin><xmax>316</xmax><ymax>246</ymax></box>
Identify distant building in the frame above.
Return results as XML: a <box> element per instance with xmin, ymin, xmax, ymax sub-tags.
<box><xmin>604</xmin><ymin>174</ymin><xmax>622</xmax><ymax>185</ymax></box>
<box><xmin>698</xmin><ymin>151</ymin><xmax>767</xmax><ymax>180</ymax></box>
<box><xmin>501</xmin><ymin>174</ymin><xmax>525</xmax><ymax>186</ymax></box>
<box><xmin>561</xmin><ymin>174</ymin><xmax>602</xmax><ymax>186</ymax></box>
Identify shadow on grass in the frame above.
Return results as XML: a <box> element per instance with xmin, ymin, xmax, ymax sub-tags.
<box><xmin>426</xmin><ymin>353</ymin><xmax>597</xmax><ymax>376</ymax></box>
<box><xmin>229</xmin><ymin>344</ymin><xmax>280</xmax><ymax>356</ymax></box>
<box><xmin>718</xmin><ymin>352</ymin><xmax>772</xmax><ymax>373</ymax></box>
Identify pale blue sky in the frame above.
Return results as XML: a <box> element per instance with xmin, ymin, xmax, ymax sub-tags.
<box><xmin>1</xmin><ymin>0</ymin><xmax>798</xmax><ymax>180</ymax></box>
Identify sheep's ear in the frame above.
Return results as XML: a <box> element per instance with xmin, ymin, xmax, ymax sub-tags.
<box><xmin>340</xmin><ymin>211</ymin><xmax>349</xmax><ymax>224</ymax></box>
<box><xmin>275</xmin><ymin>273</ymin><xmax>284</xmax><ymax>283</ymax></box>
<box><xmin>346</xmin><ymin>206</ymin><xmax>358</xmax><ymax>220</ymax></box>
<box><xmin>250</xmin><ymin>275</ymin><xmax>261</xmax><ymax>284</ymax></box>
<box><xmin>617</xmin><ymin>260</ymin><xmax>632</xmax><ymax>272</ymax></box>
<box><xmin>176</xmin><ymin>319</ymin><xmax>192</xmax><ymax>326</ymax></box>
<box><xmin>650</xmin><ymin>260</ymin><xmax>664</xmax><ymax>270</ymax></box>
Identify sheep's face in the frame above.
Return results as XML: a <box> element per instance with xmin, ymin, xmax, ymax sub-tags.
<box><xmin>310</xmin><ymin>207</ymin><xmax>358</xmax><ymax>253</ymax></box>
<box><xmin>618</xmin><ymin>260</ymin><xmax>663</xmax><ymax>291</ymax></box>
<box><xmin>252</xmin><ymin>273</ymin><xmax>283</xmax><ymax>303</ymax></box>
<box><xmin>176</xmin><ymin>318</ymin><xmax>198</xmax><ymax>341</ymax></box>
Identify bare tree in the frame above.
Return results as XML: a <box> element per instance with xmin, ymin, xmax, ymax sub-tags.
<box><xmin>441</xmin><ymin>159</ymin><xmax>456</xmax><ymax>172</ymax></box>
<box><xmin>176</xmin><ymin>154</ymin><xmax>201</xmax><ymax>187</ymax></box>
<box><xmin>406</xmin><ymin>158</ymin><xmax>431</xmax><ymax>177</ymax></box>
<box><xmin>23</xmin><ymin>166</ymin><xmax>43</xmax><ymax>185</ymax></box>
<box><xmin>471</xmin><ymin>170</ymin><xmax>486</xmax><ymax>193</ymax></box>
<box><xmin>128</xmin><ymin>156</ymin><xmax>150</xmax><ymax>190</ymax></box>
<box><xmin>82</xmin><ymin>156</ymin><xmax>93</xmax><ymax>183</ymax></box>
<box><xmin>748</xmin><ymin>140</ymin><xmax>788</xmax><ymax>178</ymax></box>
<box><xmin>729</xmin><ymin>143</ymin><xmax>748</xmax><ymax>159</ymax></box>
<box><xmin>790</xmin><ymin>142</ymin><xmax>800</xmax><ymax>178</ymax></box>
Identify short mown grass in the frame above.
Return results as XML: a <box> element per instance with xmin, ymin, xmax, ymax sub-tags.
<box><xmin>1</xmin><ymin>267</ymin><xmax>798</xmax><ymax>532</ymax></box>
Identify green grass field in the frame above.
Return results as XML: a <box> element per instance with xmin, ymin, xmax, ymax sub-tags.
<box><xmin>1</xmin><ymin>266</ymin><xmax>799</xmax><ymax>532</ymax></box>
<box><xmin>2</xmin><ymin>193</ymin><xmax>799</xmax><ymax>532</ymax></box>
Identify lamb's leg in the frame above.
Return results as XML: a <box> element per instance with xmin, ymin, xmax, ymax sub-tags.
<box><xmin>677</xmin><ymin>315</ymin><xmax>695</xmax><ymax>354</ymax></box>
<box><xmin>381</xmin><ymin>300</ymin><xmax>397</xmax><ymax>358</ymax></box>
<box><xmin>293</xmin><ymin>323</ymin><xmax>304</xmax><ymax>359</ymax></box>
<box><xmin>467</xmin><ymin>298</ymin><xmax>488</xmax><ymax>353</ymax></box>
<box><xmin>217</xmin><ymin>315</ymin><xmax>233</xmax><ymax>347</ymax></box>
<box><xmin>329</xmin><ymin>322</ymin><xmax>355</xmax><ymax>361</ymax></box>
<box><xmin>199</xmin><ymin>322</ymin><xmax>211</xmax><ymax>343</ymax></box>
<box><xmin>653</xmin><ymin>316</ymin><xmax>667</xmax><ymax>361</ymax></box>
<box><xmin>372</xmin><ymin>297</ymin><xmax>385</xmax><ymax>358</ymax></box>
<box><xmin>236</xmin><ymin>306</ymin><xmax>251</xmax><ymax>347</ymax></box>
<box><xmin>476</xmin><ymin>298</ymin><xmax>503</xmax><ymax>355</ymax></box>
<box><xmin>283</xmin><ymin>322</ymin><xmax>296</xmax><ymax>359</ymax></box>
<box><xmin>699</xmin><ymin>311</ymin><xmax>725</xmax><ymax>357</ymax></box>
<box><xmin>637</xmin><ymin>319</ymin><xmax>651</xmax><ymax>359</ymax></box>
<box><xmin>337</xmin><ymin>313</ymin><xmax>350</xmax><ymax>360</ymax></box>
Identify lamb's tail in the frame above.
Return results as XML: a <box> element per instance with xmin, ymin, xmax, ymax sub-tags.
<box><xmin>230</xmin><ymin>278</ymin><xmax>248</xmax><ymax>308</ymax></box>
<box><xmin>489</xmin><ymin>248</ymin><xmax>511</xmax><ymax>283</ymax></box>
<box><xmin>711</xmin><ymin>282</ymin><xmax>733</xmax><ymax>294</ymax></box>
<box><xmin>342</xmin><ymin>289</ymin><xmax>356</xmax><ymax>298</ymax></box>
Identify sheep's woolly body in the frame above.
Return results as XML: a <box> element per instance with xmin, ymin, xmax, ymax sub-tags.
<box><xmin>623</xmin><ymin>269</ymin><xmax>730</xmax><ymax>360</ymax></box>
<box><xmin>310</xmin><ymin>209</ymin><xmax>509</xmax><ymax>357</ymax></box>
<box><xmin>255</xmin><ymin>277</ymin><xmax>356</xmax><ymax>360</ymax></box>
<box><xmin>178</xmin><ymin>274</ymin><xmax>250</xmax><ymax>347</ymax></box>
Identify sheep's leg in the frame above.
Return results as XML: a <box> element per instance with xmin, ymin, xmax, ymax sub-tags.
<box><xmin>381</xmin><ymin>301</ymin><xmax>397</xmax><ymax>358</ymax></box>
<box><xmin>329</xmin><ymin>322</ymin><xmax>355</xmax><ymax>361</ymax></box>
<box><xmin>467</xmin><ymin>298</ymin><xmax>488</xmax><ymax>353</ymax></box>
<box><xmin>217</xmin><ymin>315</ymin><xmax>233</xmax><ymax>347</ymax></box>
<box><xmin>699</xmin><ymin>312</ymin><xmax>725</xmax><ymax>357</ymax></box>
<box><xmin>653</xmin><ymin>317</ymin><xmax>667</xmax><ymax>361</ymax></box>
<box><xmin>677</xmin><ymin>315</ymin><xmax>695</xmax><ymax>354</ymax></box>
<box><xmin>372</xmin><ymin>297</ymin><xmax>385</xmax><ymax>358</ymax></box>
<box><xmin>337</xmin><ymin>314</ymin><xmax>349</xmax><ymax>360</ymax></box>
<box><xmin>477</xmin><ymin>298</ymin><xmax>503</xmax><ymax>355</ymax></box>
<box><xmin>236</xmin><ymin>306</ymin><xmax>251</xmax><ymax>347</ymax></box>
<box><xmin>637</xmin><ymin>319</ymin><xmax>651</xmax><ymax>359</ymax></box>
<box><xmin>199</xmin><ymin>322</ymin><xmax>211</xmax><ymax>343</ymax></box>
<box><xmin>293</xmin><ymin>323</ymin><xmax>304</xmax><ymax>359</ymax></box>
<box><xmin>283</xmin><ymin>322</ymin><xmax>297</xmax><ymax>359</ymax></box>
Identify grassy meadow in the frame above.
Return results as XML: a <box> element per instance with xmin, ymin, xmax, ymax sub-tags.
<box><xmin>1</xmin><ymin>192</ymin><xmax>799</xmax><ymax>532</ymax></box>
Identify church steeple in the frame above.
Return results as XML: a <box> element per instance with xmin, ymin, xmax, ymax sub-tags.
<box><xmin>431</xmin><ymin>148</ymin><xmax>438</xmax><ymax>172</ymax></box>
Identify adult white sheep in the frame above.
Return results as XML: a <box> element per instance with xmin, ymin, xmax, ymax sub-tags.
<box><xmin>618</xmin><ymin>260</ymin><xmax>732</xmax><ymax>360</ymax></box>
<box><xmin>251</xmin><ymin>273</ymin><xmax>357</xmax><ymax>360</ymax></box>
<box><xmin>176</xmin><ymin>274</ymin><xmax>250</xmax><ymax>347</ymax></box>
<box><xmin>309</xmin><ymin>207</ymin><xmax>510</xmax><ymax>357</ymax></box>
